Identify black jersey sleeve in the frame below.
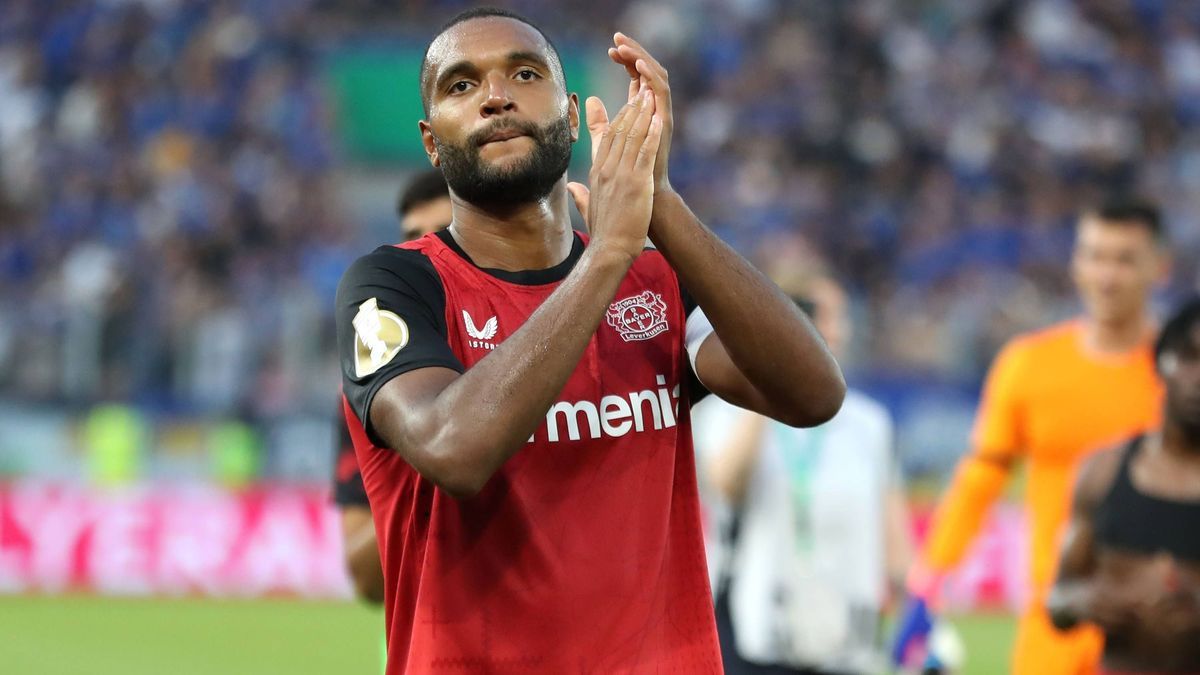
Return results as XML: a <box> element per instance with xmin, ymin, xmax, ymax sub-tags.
<box><xmin>679</xmin><ymin>287</ymin><xmax>712</xmax><ymax>403</ymax></box>
<box><xmin>335</xmin><ymin>246</ymin><xmax>464</xmax><ymax>444</ymax></box>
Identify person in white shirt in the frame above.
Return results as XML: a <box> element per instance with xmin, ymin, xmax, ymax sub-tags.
<box><xmin>695</xmin><ymin>271</ymin><xmax>914</xmax><ymax>675</ymax></box>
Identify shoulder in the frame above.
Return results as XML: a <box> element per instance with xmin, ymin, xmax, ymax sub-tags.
<box><xmin>337</xmin><ymin>245</ymin><xmax>442</xmax><ymax>296</ymax></box>
<box><xmin>1073</xmin><ymin>439</ymin><xmax>1132</xmax><ymax>511</ymax></box>
<box><xmin>341</xmin><ymin>244</ymin><xmax>437</xmax><ymax>278</ymax></box>
<box><xmin>984</xmin><ymin>319</ymin><xmax>1078</xmax><ymax>379</ymax></box>
<box><xmin>1006</xmin><ymin>319</ymin><xmax>1081</xmax><ymax>358</ymax></box>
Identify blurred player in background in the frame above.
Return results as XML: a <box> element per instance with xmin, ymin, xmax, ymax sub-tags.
<box><xmin>334</xmin><ymin>169</ymin><xmax>450</xmax><ymax>604</ymax></box>
<box><xmin>696</xmin><ymin>268</ymin><xmax>913</xmax><ymax>675</ymax></box>
<box><xmin>893</xmin><ymin>201</ymin><xmax>1168</xmax><ymax>674</ymax></box>
<box><xmin>335</xmin><ymin>8</ymin><xmax>844</xmax><ymax>673</ymax></box>
<box><xmin>1048</xmin><ymin>297</ymin><xmax>1200</xmax><ymax>675</ymax></box>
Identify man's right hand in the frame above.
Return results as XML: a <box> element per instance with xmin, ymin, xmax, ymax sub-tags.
<box><xmin>567</xmin><ymin>87</ymin><xmax>661</xmax><ymax>263</ymax></box>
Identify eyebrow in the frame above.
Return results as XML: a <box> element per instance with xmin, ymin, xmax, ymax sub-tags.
<box><xmin>432</xmin><ymin>50</ymin><xmax>555</xmax><ymax>94</ymax></box>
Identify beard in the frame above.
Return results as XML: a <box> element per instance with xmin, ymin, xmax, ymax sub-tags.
<box><xmin>435</xmin><ymin>115</ymin><xmax>573</xmax><ymax>209</ymax></box>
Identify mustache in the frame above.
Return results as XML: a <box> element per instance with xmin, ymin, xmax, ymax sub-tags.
<box><xmin>467</xmin><ymin>119</ymin><xmax>542</xmax><ymax>147</ymax></box>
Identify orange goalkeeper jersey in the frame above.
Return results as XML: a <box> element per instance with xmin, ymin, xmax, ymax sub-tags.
<box><xmin>922</xmin><ymin>319</ymin><xmax>1161</xmax><ymax>600</ymax></box>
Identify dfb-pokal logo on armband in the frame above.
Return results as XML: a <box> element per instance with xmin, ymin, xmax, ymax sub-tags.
<box><xmin>606</xmin><ymin>291</ymin><xmax>669</xmax><ymax>342</ymax></box>
<box><xmin>353</xmin><ymin>297</ymin><xmax>409</xmax><ymax>377</ymax></box>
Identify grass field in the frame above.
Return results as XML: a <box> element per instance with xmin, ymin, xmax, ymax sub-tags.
<box><xmin>0</xmin><ymin>595</ymin><xmax>1016</xmax><ymax>674</ymax></box>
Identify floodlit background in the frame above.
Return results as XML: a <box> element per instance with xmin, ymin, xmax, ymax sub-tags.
<box><xmin>2</xmin><ymin>1</ymin><xmax>1198</xmax><ymax>673</ymax></box>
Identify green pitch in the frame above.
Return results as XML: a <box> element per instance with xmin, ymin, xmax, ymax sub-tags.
<box><xmin>0</xmin><ymin>595</ymin><xmax>383</xmax><ymax>675</ymax></box>
<box><xmin>951</xmin><ymin>612</ymin><xmax>1017</xmax><ymax>675</ymax></box>
<box><xmin>0</xmin><ymin>595</ymin><xmax>1017</xmax><ymax>675</ymax></box>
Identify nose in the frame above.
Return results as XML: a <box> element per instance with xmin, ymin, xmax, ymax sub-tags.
<box><xmin>480</xmin><ymin>73</ymin><xmax>515</xmax><ymax>117</ymax></box>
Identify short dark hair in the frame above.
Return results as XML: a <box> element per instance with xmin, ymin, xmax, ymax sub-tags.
<box><xmin>397</xmin><ymin>169</ymin><xmax>449</xmax><ymax>220</ymax></box>
<box><xmin>1155</xmin><ymin>296</ymin><xmax>1200</xmax><ymax>366</ymax></box>
<box><xmin>419</xmin><ymin>7</ymin><xmax>566</xmax><ymax>115</ymax></box>
<box><xmin>1086</xmin><ymin>198</ymin><xmax>1165</xmax><ymax>241</ymax></box>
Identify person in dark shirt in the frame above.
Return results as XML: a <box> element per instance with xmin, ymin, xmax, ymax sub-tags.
<box><xmin>1049</xmin><ymin>296</ymin><xmax>1200</xmax><ymax>674</ymax></box>
<box><xmin>335</xmin><ymin>8</ymin><xmax>844</xmax><ymax>673</ymax></box>
<box><xmin>333</xmin><ymin>169</ymin><xmax>450</xmax><ymax>603</ymax></box>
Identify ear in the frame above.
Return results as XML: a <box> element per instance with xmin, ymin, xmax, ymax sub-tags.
<box><xmin>568</xmin><ymin>92</ymin><xmax>580</xmax><ymax>143</ymax></box>
<box><xmin>419</xmin><ymin>120</ymin><xmax>440</xmax><ymax>167</ymax></box>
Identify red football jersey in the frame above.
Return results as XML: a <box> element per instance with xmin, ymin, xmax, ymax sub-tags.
<box><xmin>335</xmin><ymin>230</ymin><xmax>721</xmax><ymax>673</ymax></box>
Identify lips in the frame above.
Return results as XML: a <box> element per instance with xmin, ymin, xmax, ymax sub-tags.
<box><xmin>478</xmin><ymin>128</ymin><xmax>528</xmax><ymax>146</ymax></box>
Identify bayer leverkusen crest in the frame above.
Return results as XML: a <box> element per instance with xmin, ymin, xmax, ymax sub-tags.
<box><xmin>606</xmin><ymin>291</ymin><xmax>669</xmax><ymax>342</ymax></box>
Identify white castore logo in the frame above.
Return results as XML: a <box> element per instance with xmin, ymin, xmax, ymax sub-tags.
<box><xmin>463</xmin><ymin>310</ymin><xmax>498</xmax><ymax>351</ymax></box>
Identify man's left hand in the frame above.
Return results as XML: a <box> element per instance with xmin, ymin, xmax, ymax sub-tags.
<box><xmin>569</xmin><ymin>33</ymin><xmax>676</xmax><ymax>230</ymax></box>
<box><xmin>607</xmin><ymin>32</ymin><xmax>673</xmax><ymax>195</ymax></box>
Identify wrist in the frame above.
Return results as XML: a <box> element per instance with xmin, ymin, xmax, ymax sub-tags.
<box><xmin>583</xmin><ymin>239</ymin><xmax>639</xmax><ymax>272</ymax></box>
<box><xmin>648</xmin><ymin>187</ymin><xmax>684</xmax><ymax>244</ymax></box>
<box><xmin>650</xmin><ymin>184</ymin><xmax>680</xmax><ymax>217</ymax></box>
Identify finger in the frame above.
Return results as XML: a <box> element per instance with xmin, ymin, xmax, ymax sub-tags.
<box><xmin>584</xmin><ymin>96</ymin><xmax>609</xmax><ymax>161</ymax></box>
<box><xmin>617</xmin><ymin>43</ymin><xmax>669</xmax><ymax>92</ymax></box>
<box><xmin>614</xmin><ymin>33</ymin><xmax>665</xmax><ymax>75</ymax></box>
<box><xmin>592</xmin><ymin>96</ymin><xmax>634</xmax><ymax>168</ymax></box>
<box><xmin>635</xmin><ymin>58</ymin><xmax>668</xmax><ymax>101</ymax></box>
<box><xmin>608</xmin><ymin>45</ymin><xmax>639</xmax><ymax>80</ymax></box>
<box><xmin>621</xmin><ymin>90</ymin><xmax>656</xmax><ymax>167</ymax></box>
<box><xmin>634</xmin><ymin>59</ymin><xmax>671</xmax><ymax>127</ymax></box>
<box><xmin>619</xmin><ymin>46</ymin><xmax>668</xmax><ymax>92</ymax></box>
<box><xmin>566</xmin><ymin>182</ymin><xmax>591</xmax><ymax>232</ymax></box>
<box><xmin>596</xmin><ymin>92</ymin><xmax>643</xmax><ymax>169</ymax></box>
<box><xmin>634</xmin><ymin>115</ymin><xmax>663</xmax><ymax>174</ymax></box>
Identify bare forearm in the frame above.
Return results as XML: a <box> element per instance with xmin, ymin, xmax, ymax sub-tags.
<box><xmin>340</xmin><ymin>508</ymin><xmax>384</xmax><ymax>603</ymax></box>
<box><xmin>649</xmin><ymin>190</ymin><xmax>844</xmax><ymax>423</ymax></box>
<box><xmin>376</xmin><ymin>246</ymin><xmax>633</xmax><ymax>496</ymax></box>
<box><xmin>708</xmin><ymin>412</ymin><xmax>769</xmax><ymax>504</ymax></box>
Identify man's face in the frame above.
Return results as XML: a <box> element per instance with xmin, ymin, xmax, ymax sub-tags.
<box><xmin>401</xmin><ymin>196</ymin><xmax>453</xmax><ymax>241</ymax></box>
<box><xmin>419</xmin><ymin>17</ymin><xmax>579</xmax><ymax>209</ymax></box>
<box><xmin>1071</xmin><ymin>217</ymin><xmax>1164</xmax><ymax>325</ymax></box>
<box><xmin>1161</xmin><ymin>325</ymin><xmax>1200</xmax><ymax>434</ymax></box>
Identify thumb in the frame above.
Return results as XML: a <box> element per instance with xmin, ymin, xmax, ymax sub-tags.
<box><xmin>566</xmin><ymin>182</ymin><xmax>591</xmax><ymax>232</ymax></box>
<box><xmin>584</xmin><ymin>96</ymin><xmax>609</xmax><ymax>162</ymax></box>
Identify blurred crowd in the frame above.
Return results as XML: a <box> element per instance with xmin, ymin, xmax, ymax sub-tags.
<box><xmin>2</xmin><ymin>0</ymin><xmax>1199</xmax><ymax>464</ymax></box>
<box><xmin>0</xmin><ymin>0</ymin><xmax>348</xmax><ymax>417</ymax></box>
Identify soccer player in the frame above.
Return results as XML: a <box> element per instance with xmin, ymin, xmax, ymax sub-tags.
<box><xmin>696</xmin><ymin>271</ymin><xmax>913</xmax><ymax>675</ymax></box>
<box><xmin>1048</xmin><ymin>297</ymin><xmax>1200</xmax><ymax>675</ymax></box>
<box><xmin>334</xmin><ymin>169</ymin><xmax>451</xmax><ymax>604</ymax></box>
<box><xmin>892</xmin><ymin>201</ymin><xmax>1168</xmax><ymax>674</ymax></box>
<box><xmin>395</xmin><ymin>169</ymin><xmax>453</xmax><ymax>242</ymax></box>
<box><xmin>334</xmin><ymin>8</ymin><xmax>845</xmax><ymax>674</ymax></box>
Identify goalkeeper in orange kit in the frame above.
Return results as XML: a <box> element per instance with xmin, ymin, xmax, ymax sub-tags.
<box><xmin>891</xmin><ymin>200</ymin><xmax>1168</xmax><ymax>675</ymax></box>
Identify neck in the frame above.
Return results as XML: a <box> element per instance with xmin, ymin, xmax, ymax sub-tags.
<box><xmin>1082</xmin><ymin>311</ymin><xmax>1151</xmax><ymax>355</ymax></box>
<box><xmin>447</xmin><ymin>179</ymin><xmax>574</xmax><ymax>271</ymax></box>
<box><xmin>1157</xmin><ymin>421</ymin><xmax>1200</xmax><ymax>459</ymax></box>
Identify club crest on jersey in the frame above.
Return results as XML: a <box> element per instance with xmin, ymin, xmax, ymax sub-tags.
<box><xmin>607</xmin><ymin>291</ymin><xmax>669</xmax><ymax>342</ymax></box>
<box><xmin>353</xmin><ymin>297</ymin><xmax>409</xmax><ymax>378</ymax></box>
<box><xmin>463</xmin><ymin>310</ymin><xmax>499</xmax><ymax>351</ymax></box>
